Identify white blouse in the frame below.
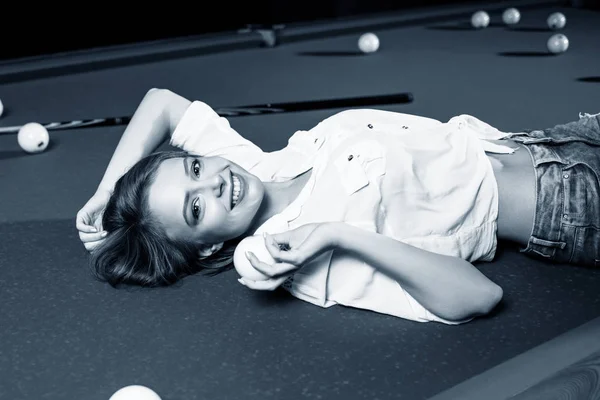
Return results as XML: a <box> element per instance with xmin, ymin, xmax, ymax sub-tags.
<box><xmin>170</xmin><ymin>101</ymin><xmax>517</xmax><ymax>324</ymax></box>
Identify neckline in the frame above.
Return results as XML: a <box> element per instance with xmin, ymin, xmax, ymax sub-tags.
<box><xmin>281</xmin><ymin>168</ymin><xmax>315</xmax><ymax>223</ymax></box>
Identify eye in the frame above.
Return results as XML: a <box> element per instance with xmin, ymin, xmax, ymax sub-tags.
<box><xmin>192</xmin><ymin>198</ymin><xmax>201</xmax><ymax>219</ymax></box>
<box><xmin>192</xmin><ymin>159</ymin><xmax>201</xmax><ymax>177</ymax></box>
<box><xmin>191</xmin><ymin>159</ymin><xmax>202</xmax><ymax>219</ymax></box>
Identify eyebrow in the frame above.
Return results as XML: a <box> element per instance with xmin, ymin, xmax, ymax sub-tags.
<box><xmin>182</xmin><ymin>156</ymin><xmax>192</xmax><ymax>227</ymax></box>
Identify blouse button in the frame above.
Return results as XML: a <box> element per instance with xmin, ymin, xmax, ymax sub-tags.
<box><xmin>368</xmin><ymin>124</ymin><xmax>373</xmax><ymax>129</ymax></box>
<box><xmin>314</xmin><ymin>138</ymin><xmax>318</xmax><ymax>144</ymax></box>
<box><xmin>402</xmin><ymin>126</ymin><xmax>408</xmax><ymax>129</ymax></box>
<box><xmin>563</xmin><ymin>214</ymin><xmax>568</xmax><ymax>219</ymax></box>
<box><xmin>348</xmin><ymin>155</ymin><xmax>354</xmax><ymax>161</ymax></box>
<box><xmin>563</xmin><ymin>174</ymin><xmax>569</xmax><ymax>179</ymax></box>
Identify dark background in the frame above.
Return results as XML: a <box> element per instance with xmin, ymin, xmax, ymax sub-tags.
<box><xmin>1</xmin><ymin>0</ymin><xmax>596</xmax><ymax>62</ymax></box>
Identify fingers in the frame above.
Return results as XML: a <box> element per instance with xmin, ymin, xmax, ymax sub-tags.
<box><xmin>267</xmin><ymin>230</ymin><xmax>289</xmax><ymax>244</ymax></box>
<box><xmin>84</xmin><ymin>242</ymin><xmax>99</xmax><ymax>252</ymax></box>
<box><xmin>82</xmin><ymin>233</ymin><xmax>108</xmax><ymax>252</ymax></box>
<box><xmin>76</xmin><ymin>213</ymin><xmax>105</xmax><ymax>234</ymax></box>
<box><xmin>76</xmin><ymin>212</ymin><xmax>96</xmax><ymax>233</ymax></box>
<box><xmin>238</xmin><ymin>276</ymin><xmax>288</xmax><ymax>291</ymax></box>
<box><xmin>246</xmin><ymin>251</ymin><xmax>297</xmax><ymax>278</ymax></box>
<box><xmin>263</xmin><ymin>233</ymin><xmax>297</xmax><ymax>264</ymax></box>
<box><xmin>79</xmin><ymin>230</ymin><xmax>108</xmax><ymax>244</ymax></box>
<box><xmin>78</xmin><ymin>223</ymin><xmax>97</xmax><ymax>233</ymax></box>
<box><xmin>84</xmin><ymin>240</ymin><xmax>104</xmax><ymax>253</ymax></box>
<box><xmin>76</xmin><ymin>207</ymin><xmax>106</xmax><ymax>235</ymax></box>
<box><xmin>266</xmin><ymin>232</ymin><xmax>293</xmax><ymax>253</ymax></box>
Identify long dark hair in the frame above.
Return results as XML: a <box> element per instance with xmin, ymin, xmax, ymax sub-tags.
<box><xmin>88</xmin><ymin>150</ymin><xmax>242</xmax><ymax>288</ymax></box>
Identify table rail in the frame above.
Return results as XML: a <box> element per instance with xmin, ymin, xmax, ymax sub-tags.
<box><xmin>0</xmin><ymin>0</ymin><xmax>564</xmax><ymax>84</ymax></box>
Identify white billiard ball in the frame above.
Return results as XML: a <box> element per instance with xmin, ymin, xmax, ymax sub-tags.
<box><xmin>109</xmin><ymin>385</ymin><xmax>161</xmax><ymax>400</ymax></box>
<box><xmin>471</xmin><ymin>11</ymin><xmax>490</xmax><ymax>29</ymax></box>
<box><xmin>547</xmin><ymin>33</ymin><xmax>569</xmax><ymax>54</ymax></box>
<box><xmin>502</xmin><ymin>8</ymin><xmax>521</xmax><ymax>25</ymax></box>
<box><xmin>233</xmin><ymin>234</ymin><xmax>275</xmax><ymax>281</ymax></box>
<box><xmin>358</xmin><ymin>33</ymin><xmax>380</xmax><ymax>54</ymax></box>
<box><xmin>17</xmin><ymin>122</ymin><xmax>49</xmax><ymax>153</ymax></box>
<box><xmin>547</xmin><ymin>12</ymin><xmax>566</xmax><ymax>30</ymax></box>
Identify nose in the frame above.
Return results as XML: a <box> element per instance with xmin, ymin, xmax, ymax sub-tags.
<box><xmin>195</xmin><ymin>173</ymin><xmax>225</xmax><ymax>196</ymax></box>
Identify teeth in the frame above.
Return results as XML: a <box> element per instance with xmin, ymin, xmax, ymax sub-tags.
<box><xmin>232</xmin><ymin>174</ymin><xmax>241</xmax><ymax>207</ymax></box>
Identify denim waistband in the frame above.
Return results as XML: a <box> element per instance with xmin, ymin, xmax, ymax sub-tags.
<box><xmin>506</xmin><ymin>112</ymin><xmax>600</xmax><ymax>268</ymax></box>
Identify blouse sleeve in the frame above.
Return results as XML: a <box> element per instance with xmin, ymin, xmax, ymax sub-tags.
<box><xmin>169</xmin><ymin>100</ymin><xmax>265</xmax><ymax>172</ymax></box>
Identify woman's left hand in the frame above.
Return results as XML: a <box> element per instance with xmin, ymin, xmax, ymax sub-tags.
<box><xmin>239</xmin><ymin>222</ymin><xmax>337</xmax><ymax>291</ymax></box>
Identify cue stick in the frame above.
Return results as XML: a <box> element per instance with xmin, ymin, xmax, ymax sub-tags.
<box><xmin>0</xmin><ymin>92</ymin><xmax>413</xmax><ymax>135</ymax></box>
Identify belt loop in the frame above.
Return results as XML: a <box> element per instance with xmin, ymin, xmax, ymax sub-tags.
<box><xmin>530</xmin><ymin>235</ymin><xmax>567</xmax><ymax>249</ymax></box>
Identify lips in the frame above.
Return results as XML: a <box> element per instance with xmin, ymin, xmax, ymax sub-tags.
<box><xmin>230</xmin><ymin>170</ymin><xmax>234</xmax><ymax>210</ymax></box>
<box><xmin>230</xmin><ymin>172</ymin><xmax>244</xmax><ymax>210</ymax></box>
<box><xmin>237</xmin><ymin>174</ymin><xmax>244</xmax><ymax>204</ymax></box>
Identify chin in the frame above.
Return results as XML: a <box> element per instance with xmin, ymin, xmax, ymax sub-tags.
<box><xmin>232</xmin><ymin>168</ymin><xmax>264</xmax><ymax>220</ymax></box>
<box><xmin>244</xmin><ymin>173</ymin><xmax>264</xmax><ymax>205</ymax></box>
<box><xmin>244</xmin><ymin>191</ymin><xmax>264</xmax><ymax>220</ymax></box>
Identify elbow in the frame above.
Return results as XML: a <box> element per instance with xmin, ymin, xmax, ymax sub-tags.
<box><xmin>146</xmin><ymin>87</ymin><xmax>165</xmax><ymax>95</ymax></box>
<box><xmin>437</xmin><ymin>283</ymin><xmax>504</xmax><ymax>323</ymax></box>
<box><xmin>142</xmin><ymin>88</ymin><xmax>168</xmax><ymax>107</ymax></box>
<box><xmin>145</xmin><ymin>88</ymin><xmax>172</xmax><ymax>100</ymax></box>
<box><xmin>144</xmin><ymin>88</ymin><xmax>190</xmax><ymax>133</ymax></box>
<box><xmin>482</xmin><ymin>282</ymin><xmax>504</xmax><ymax>314</ymax></box>
<box><xmin>144</xmin><ymin>88</ymin><xmax>161</xmax><ymax>99</ymax></box>
<box><xmin>469</xmin><ymin>282</ymin><xmax>504</xmax><ymax>319</ymax></box>
<box><xmin>145</xmin><ymin>88</ymin><xmax>182</xmax><ymax>104</ymax></box>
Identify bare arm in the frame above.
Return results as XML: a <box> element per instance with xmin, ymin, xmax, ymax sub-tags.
<box><xmin>332</xmin><ymin>222</ymin><xmax>503</xmax><ymax>322</ymax></box>
<box><xmin>76</xmin><ymin>88</ymin><xmax>194</xmax><ymax>248</ymax></box>
<box><xmin>96</xmin><ymin>88</ymin><xmax>191</xmax><ymax>194</ymax></box>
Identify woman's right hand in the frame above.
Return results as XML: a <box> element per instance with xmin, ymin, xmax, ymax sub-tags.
<box><xmin>76</xmin><ymin>189</ymin><xmax>112</xmax><ymax>252</ymax></box>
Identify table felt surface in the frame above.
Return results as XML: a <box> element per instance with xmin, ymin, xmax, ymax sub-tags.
<box><xmin>1</xmin><ymin>3</ymin><xmax>600</xmax><ymax>400</ymax></box>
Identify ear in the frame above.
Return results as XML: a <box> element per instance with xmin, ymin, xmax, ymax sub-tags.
<box><xmin>198</xmin><ymin>242</ymin><xmax>224</xmax><ymax>259</ymax></box>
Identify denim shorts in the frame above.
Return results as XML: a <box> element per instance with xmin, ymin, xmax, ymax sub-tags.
<box><xmin>504</xmin><ymin>112</ymin><xmax>600</xmax><ymax>268</ymax></box>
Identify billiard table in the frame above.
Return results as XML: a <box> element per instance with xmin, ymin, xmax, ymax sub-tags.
<box><xmin>1</xmin><ymin>0</ymin><xmax>600</xmax><ymax>399</ymax></box>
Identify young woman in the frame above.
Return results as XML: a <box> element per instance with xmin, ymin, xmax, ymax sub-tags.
<box><xmin>76</xmin><ymin>88</ymin><xmax>600</xmax><ymax>325</ymax></box>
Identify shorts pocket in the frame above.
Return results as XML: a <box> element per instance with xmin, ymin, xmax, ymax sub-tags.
<box><xmin>562</xmin><ymin>163</ymin><xmax>600</xmax><ymax>226</ymax></box>
<box><xmin>572</xmin><ymin>226</ymin><xmax>600</xmax><ymax>268</ymax></box>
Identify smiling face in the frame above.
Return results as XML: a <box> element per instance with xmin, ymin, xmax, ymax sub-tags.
<box><xmin>146</xmin><ymin>154</ymin><xmax>266</xmax><ymax>248</ymax></box>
